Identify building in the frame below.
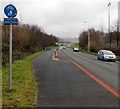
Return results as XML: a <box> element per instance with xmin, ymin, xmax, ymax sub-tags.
<box><xmin>118</xmin><ymin>1</ymin><xmax>120</xmax><ymax>24</ymax></box>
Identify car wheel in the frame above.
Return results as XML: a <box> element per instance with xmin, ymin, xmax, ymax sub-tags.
<box><xmin>102</xmin><ymin>56</ymin><xmax>104</xmax><ymax>61</ymax></box>
<box><xmin>113</xmin><ymin>60</ymin><xmax>116</xmax><ymax>62</ymax></box>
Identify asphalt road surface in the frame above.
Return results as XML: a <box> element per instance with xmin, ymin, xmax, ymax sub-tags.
<box><xmin>33</xmin><ymin>49</ymin><xmax>119</xmax><ymax>107</ymax></box>
<box><xmin>62</xmin><ymin>48</ymin><xmax>119</xmax><ymax>92</ymax></box>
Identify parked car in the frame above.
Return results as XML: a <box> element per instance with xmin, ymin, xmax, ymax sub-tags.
<box><xmin>73</xmin><ymin>48</ymin><xmax>79</xmax><ymax>52</ymax></box>
<box><xmin>97</xmin><ymin>50</ymin><xmax>116</xmax><ymax>62</ymax></box>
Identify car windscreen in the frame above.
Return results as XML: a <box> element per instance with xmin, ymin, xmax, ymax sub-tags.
<box><xmin>103</xmin><ymin>51</ymin><xmax>114</xmax><ymax>55</ymax></box>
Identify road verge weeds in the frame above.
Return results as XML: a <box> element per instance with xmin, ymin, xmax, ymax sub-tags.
<box><xmin>2</xmin><ymin>51</ymin><xmax>44</xmax><ymax>107</ymax></box>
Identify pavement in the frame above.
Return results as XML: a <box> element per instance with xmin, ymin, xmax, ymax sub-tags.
<box><xmin>33</xmin><ymin>49</ymin><xmax>119</xmax><ymax>107</ymax></box>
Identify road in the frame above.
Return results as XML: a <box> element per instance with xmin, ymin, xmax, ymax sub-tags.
<box><xmin>33</xmin><ymin>49</ymin><xmax>119</xmax><ymax>107</ymax></box>
<box><xmin>62</xmin><ymin>48</ymin><xmax>119</xmax><ymax>92</ymax></box>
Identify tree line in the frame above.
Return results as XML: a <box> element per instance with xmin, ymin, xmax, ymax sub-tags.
<box><xmin>79</xmin><ymin>20</ymin><xmax>120</xmax><ymax>55</ymax></box>
<box><xmin>2</xmin><ymin>24</ymin><xmax>58</xmax><ymax>65</ymax></box>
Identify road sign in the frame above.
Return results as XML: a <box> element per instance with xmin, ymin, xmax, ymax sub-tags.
<box><xmin>4</xmin><ymin>4</ymin><xmax>18</xmax><ymax>91</ymax></box>
<box><xmin>4</xmin><ymin>4</ymin><xmax>17</xmax><ymax>18</ymax></box>
<box><xmin>4</xmin><ymin>18</ymin><xmax>19</xmax><ymax>24</ymax></box>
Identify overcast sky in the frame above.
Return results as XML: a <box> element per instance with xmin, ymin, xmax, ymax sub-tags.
<box><xmin>0</xmin><ymin>0</ymin><xmax>119</xmax><ymax>38</ymax></box>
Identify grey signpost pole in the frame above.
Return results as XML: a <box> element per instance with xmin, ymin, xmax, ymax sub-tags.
<box><xmin>9</xmin><ymin>24</ymin><xmax>12</xmax><ymax>91</ymax></box>
<box><xmin>4</xmin><ymin>4</ymin><xmax>18</xmax><ymax>91</ymax></box>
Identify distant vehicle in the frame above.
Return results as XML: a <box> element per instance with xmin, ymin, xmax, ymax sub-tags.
<box><xmin>73</xmin><ymin>48</ymin><xmax>79</xmax><ymax>52</ymax></box>
<box><xmin>45</xmin><ymin>47</ymin><xmax>51</xmax><ymax>50</ymax></box>
<box><xmin>63</xmin><ymin>46</ymin><xmax>66</xmax><ymax>49</ymax></box>
<box><xmin>97</xmin><ymin>50</ymin><xmax>116</xmax><ymax>62</ymax></box>
<box><xmin>67</xmin><ymin>46</ymin><xmax>69</xmax><ymax>48</ymax></box>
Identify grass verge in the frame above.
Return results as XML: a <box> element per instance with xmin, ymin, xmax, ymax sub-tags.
<box><xmin>116</xmin><ymin>56</ymin><xmax>120</xmax><ymax>60</ymax></box>
<box><xmin>2</xmin><ymin>51</ymin><xmax>44</xmax><ymax>107</ymax></box>
<box><xmin>80</xmin><ymin>50</ymin><xmax>97</xmax><ymax>56</ymax></box>
<box><xmin>50</xmin><ymin>46</ymin><xmax>59</xmax><ymax>49</ymax></box>
<box><xmin>70</xmin><ymin>45</ymin><xmax>79</xmax><ymax>49</ymax></box>
<box><xmin>79</xmin><ymin>50</ymin><xmax>120</xmax><ymax>61</ymax></box>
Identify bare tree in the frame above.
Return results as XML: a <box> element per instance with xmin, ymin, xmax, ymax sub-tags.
<box><xmin>111</xmin><ymin>20</ymin><xmax>120</xmax><ymax>47</ymax></box>
<box><xmin>2</xmin><ymin>24</ymin><xmax>58</xmax><ymax>65</ymax></box>
<box><xmin>79</xmin><ymin>28</ymin><xmax>101</xmax><ymax>52</ymax></box>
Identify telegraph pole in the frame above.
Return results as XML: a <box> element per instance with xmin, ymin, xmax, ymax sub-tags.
<box><xmin>88</xmin><ymin>31</ymin><xmax>90</xmax><ymax>52</ymax></box>
<box><xmin>84</xmin><ymin>21</ymin><xmax>90</xmax><ymax>51</ymax></box>
<box><xmin>108</xmin><ymin>2</ymin><xmax>111</xmax><ymax>47</ymax></box>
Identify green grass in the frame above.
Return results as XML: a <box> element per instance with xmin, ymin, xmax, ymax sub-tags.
<box><xmin>50</xmin><ymin>46</ymin><xmax>59</xmax><ymax>49</ymax></box>
<box><xmin>116</xmin><ymin>56</ymin><xmax>120</xmax><ymax>60</ymax></box>
<box><xmin>70</xmin><ymin>46</ymin><xmax>120</xmax><ymax>60</ymax></box>
<box><xmin>70</xmin><ymin>45</ymin><xmax>97</xmax><ymax>55</ymax></box>
<box><xmin>80</xmin><ymin>50</ymin><xmax>120</xmax><ymax>60</ymax></box>
<box><xmin>80</xmin><ymin>50</ymin><xmax>97</xmax><ymax>56</ymax></box>
<box><xmin>2</xmin><ymin>51</ymin><xmax>44</xmax><ymax>107</ymax></box>
<box><xmin>70</xmin><ymin>45</ymin><xmax>79</xmax><ymax>49</ymax></box>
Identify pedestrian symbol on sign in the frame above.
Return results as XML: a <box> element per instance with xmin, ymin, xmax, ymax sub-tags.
<box><xmin>8</xmin><ymin>10</ymin><xmax>12</xmax><ymax>16</ymax></box>
<box><xmin>4</xmin><ymin>4</ymin><xmax>17</xmax><ymax>18</ymax></box>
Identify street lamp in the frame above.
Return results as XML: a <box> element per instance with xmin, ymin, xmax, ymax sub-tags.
<box><xmin>84</xmin><ymin>21</ymin><xmax>90</xmax><ymax>51</ymax></box>
<box><xmin>108</xmin><ymin>2</ymin><xmax>111</xmax><ymax>47</ymax></box>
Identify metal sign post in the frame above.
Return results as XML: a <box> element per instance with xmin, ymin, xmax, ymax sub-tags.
<box><xmin>9</xmin><ymin>24</ymin><xmax>12</xmax><ymax>91</ymax></box>
<box><xmin>4</xmin><ymin>4</ymin><xmax>18</xmax><ymax>91</ymax></box>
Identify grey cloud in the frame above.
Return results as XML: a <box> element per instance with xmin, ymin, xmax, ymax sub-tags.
<box><xmin>0</xmin><ymin>0</ymin><xmax>119</xmax><ymax>38</ymax></box>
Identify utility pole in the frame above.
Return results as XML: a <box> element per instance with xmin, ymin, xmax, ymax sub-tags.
<box><xmin>88</xmin><ymin>31</ymin><xmax>90</xmax><ymax>52</ymax></box>
<box><xmin>108</xmin><ymin>2</ymin><xmax>111</xmax><ymax>47</ymax></box>
<box><xmin>118</xmin><ymin>1</ymin><xmax>120</xmax><ymax>47</ymax></box>
<box><xmin>118</xmin><ymin>1</ymin><xmax>120</xmax><ymax>23</ymax></box>
<box><xmin>84</xmin><ymin>21</ymin><xmax>90</xmax><ymax>51</ymax></box>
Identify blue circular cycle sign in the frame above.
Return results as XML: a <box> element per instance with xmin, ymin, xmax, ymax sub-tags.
<box><xmin>4</xmin><ymin>4</ymin><xmax>17</xmax><ymax>18</ymax></box>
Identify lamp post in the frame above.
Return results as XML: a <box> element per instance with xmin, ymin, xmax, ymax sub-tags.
<box><xmin>84</xmin><ymin>21</ymin><xmax>90</xmax><ymax>51</ymax></box>
<box><xmin>108</xmin><ymin>2</ymin><xmax>111</xmax><ymax>47</ymax></box>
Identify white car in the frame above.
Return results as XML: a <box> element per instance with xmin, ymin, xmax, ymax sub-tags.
<box><xmin>97</xmin><ymin>50</ymin><xmax>116</xmax><ymax>62</ymax></box>
<box><xmin>73</xmin><ymin>48</ymin><xmax>79</xmax><ymax>52</ymax></box>
<box><xmin>63</xmin><ymin>46</ymin><xmax>66</xmax><ymax>49</ymax></box>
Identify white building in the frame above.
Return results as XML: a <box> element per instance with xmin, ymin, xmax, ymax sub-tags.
<box><xmin>118</xmin><ymin>1</ymin><xmax>120</xmax><ymax>24</ymax></box>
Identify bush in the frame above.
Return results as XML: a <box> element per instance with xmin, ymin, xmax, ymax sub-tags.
<box><xmin>2</xmin><ymin>24</ymin><xmax>58</xmax><ymax>65</ymax></box>
<box><xmin>90</xmin><ymin>41</ymin><xmax>100</xmax><ymax>52</ymax></box>
<box><xmin>102</xmin><ymin>47</ymin><xmax>119</xmax><ymax>55</ymax></box>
